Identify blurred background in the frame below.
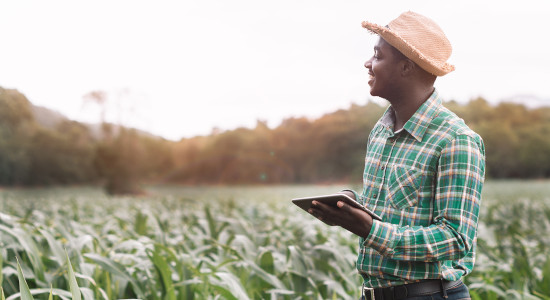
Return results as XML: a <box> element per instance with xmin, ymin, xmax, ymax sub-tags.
<box><xmin>1</xmin><ymin>2</ymin><xmax>550</xmax><ymax>299</ymax></box>
<box><xmin>0</xmin><ymin>0</ymin><xmax>549</xmax><ymax>193</ymax></box>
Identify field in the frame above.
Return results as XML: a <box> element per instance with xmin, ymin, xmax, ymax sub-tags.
<box><xmin>0</xmin><ymin>181</ymin><xmax>549</xmax><ymax>299</ymax></box>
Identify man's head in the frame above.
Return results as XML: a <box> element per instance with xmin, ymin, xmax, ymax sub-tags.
<box><xmin>364</xmin><ymin>36</ymin><xmax>438</xmax><ymax>100</ymax></box>
<box><xmin>362</xmin><ymin>11</ymin><xmax>454</xmax><ymax>77</ymax></box>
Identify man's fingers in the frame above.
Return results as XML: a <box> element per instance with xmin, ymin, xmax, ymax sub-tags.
<box><xmin>337</xmin><ymin>201</ymin><xmax>364</xmax><ymax>215</ymax></box>
<box><xmin>337</xmin><ymin>200</ymin><xmax>351</xmax><ymax>212</ymax></box>
<box><xmin>310</xmin><ymin>200</ymin><xmax>358</xmax><ymax>227</ymax></box>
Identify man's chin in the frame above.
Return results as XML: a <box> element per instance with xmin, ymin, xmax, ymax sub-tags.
<box><xmin>368</xmin><ymin>88</ymin><xmax>378</xmax><ymax>97</ymax></box>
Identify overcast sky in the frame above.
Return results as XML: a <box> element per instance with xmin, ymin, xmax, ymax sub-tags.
<box><xmin>1</xmin><ymin>0</ymin><xmax>549</xmax><ymax>140</ymax></box>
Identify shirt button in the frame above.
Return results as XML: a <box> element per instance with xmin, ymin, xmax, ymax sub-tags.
<box><xmin>373</xmin><ymin>194</ymin><xmax>378</xmax><ymax>199</ymax></box>
<box><xmin>381</xmin><ymin>166</ymin><xmax>385</xmax><ymax>170</ymax></box>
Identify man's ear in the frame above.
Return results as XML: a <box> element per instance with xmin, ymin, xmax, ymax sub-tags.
<box><xmin>401</xmin><ymin>59</ymin><xmax>416</xmax><ymax>76</ymax></box>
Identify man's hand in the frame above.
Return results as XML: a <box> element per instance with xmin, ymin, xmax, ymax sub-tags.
<box><xmin>308</xmin><ymin>199</ymin><xmax>373</xmax><ymax>238</ymax></box>
<box><xmin>339</xmin><ymin>190</ymin><xmax>356</xmax><ymax>200</ymax></box>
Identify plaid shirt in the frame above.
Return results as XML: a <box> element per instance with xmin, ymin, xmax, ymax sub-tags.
<box><xmin>355</xmin><ymin>90</ymin><xmax>485</xmax><ymax>288</ymax></box>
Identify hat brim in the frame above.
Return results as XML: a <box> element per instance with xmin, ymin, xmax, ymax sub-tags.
<box><xmin>362</xmin><ymin>21</ymin><xmax>455</xmax><ymax>76</ymax></box>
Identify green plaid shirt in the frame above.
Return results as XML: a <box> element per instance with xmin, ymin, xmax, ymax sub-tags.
<box><xmin>355</xmin><ymin>90</ymin><xmax>485</xmax><ymax>288</ymax></box>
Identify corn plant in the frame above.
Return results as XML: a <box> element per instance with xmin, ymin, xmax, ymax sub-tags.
<box><xmin>0</xmin><ymin>182</ymin><xmax>549</xmax><ymax>299</ymax></box>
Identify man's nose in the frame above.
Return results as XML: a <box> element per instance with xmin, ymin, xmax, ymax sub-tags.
<box><xmin>364</xmin><ymin>58</ymin><xmax>373</xmax><ymax>69</ymax></box>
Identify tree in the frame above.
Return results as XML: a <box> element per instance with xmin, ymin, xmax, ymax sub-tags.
<box><xmin>94</xmin><ymin>128</ymin><xmax>145</xmax><ymax>194</ymax></box>
<box><xmin>27</xmin><ymin>120</ymin><xmax>97</xmax><ymax>185</ymax></box>
<box><xmin>83</xmin><ymin>90</ymin><xmax>145</xmax><ymax>194</ymax></box>
<box><xmin>0</xmin><ymin>88</ymin><xmax>36</xmax><ymax>185</ymax></box>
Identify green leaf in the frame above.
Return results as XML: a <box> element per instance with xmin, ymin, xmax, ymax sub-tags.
<box><xmin>286</xmin><ymin>246</ymin><xmax>310</xmax><ymax>276</ymax></box>
<box><xmin>66</xmin><ymin>250</ymin><xmax>82</xmax><ymax>300</ymax></box>
<box><xmin>469</xmin><ymin>289</ymin><xmax>482</xmax><ymax>300</ymax></box>
<box><xmin>148</xmin><ymin>246</ymin><xmax>176</xmax><ymax>300</ymax></box>
<box><xmin>39</xmin><ymin>228</ymin><xmax>67</xmax><ymax>267</ymax></box>
<box><xmin>134</xmin><ymin>209</ymin><xmax>148</xmax><ymax>235</ymax></box>
<box><xmin>204</xmin><ymin>206</ymin><xmax>229</xmax><ymax>241</ymax></box>
<box><xmin>16</xmin><ymin>258</ymin><xmax>34</xmax><ymax>300</ymax></box>
<box><xmin>211</xmin><ymin>272</ymin><xmax>250</xmax><ymax>300</ymax></box>
<box><xmin>6</xmin><ymin>288</ymin><xmax>73</xmax><ymax>300</ymax></box>
<box><xmin>1</xmin><ymin>225</ymin><xmax>45</xmax><ymax>283</ymax></box>
<box><xmin>538</xmin><ymin>257</ymin><xmax>550</xmax><ymax>296</ymax></box>
<box><xmin>79</xmin><ymin>287</ymin><xmax>96</xmax><ymax>300</ymax></box>
<box><xmin>83</xmin><ymin>253</ymin><xmax>145</xmax><ymax>299</ymax></box>
<box><xmin>0</xmin><ymin>251</ymin><xmax>3</xmax><ymax>286</ymax></box>
<box><xmin>247</xmin><ymin>260</ymin><xmax>287</xmax><ymax>291</ymax></box>
<box><xmin>258</xmin><ymin>250</ymin><xmax>274</xmax><ymax>274</ymax></box>
<box><xmin>469</xmin><ymin>283</ymin><xmax>507</xmax><ymax>298</ymax></box>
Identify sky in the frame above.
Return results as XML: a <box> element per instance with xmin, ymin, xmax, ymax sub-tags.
<box><xmin>1</xmin><ymin>0</ymin><xmax>549</xmax><ymax>140</ymax></box>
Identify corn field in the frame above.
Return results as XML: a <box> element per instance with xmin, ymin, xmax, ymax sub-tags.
<box><xmin>0</xmin><ymin>181</ymin><xmax>549</xmax><ymax>299</ymax></box>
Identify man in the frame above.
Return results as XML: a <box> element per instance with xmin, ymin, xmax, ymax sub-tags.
<box><xmin>308</xmin><ymin>11</ymin><xmax>485</xmax><ymax>300</ymax></box>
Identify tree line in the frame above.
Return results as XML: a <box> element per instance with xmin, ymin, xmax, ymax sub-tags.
<box><xmin>1</xmin><ymin>86</ymin><xmax>549</xmax><ymax>193</ymax></box>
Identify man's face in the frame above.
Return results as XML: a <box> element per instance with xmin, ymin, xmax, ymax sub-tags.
<box><xmin>364</xmin><ymin>37</ymin><xmax>405</xmax><ymax>99</ymax></box>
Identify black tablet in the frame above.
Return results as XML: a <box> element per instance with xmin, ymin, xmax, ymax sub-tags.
<box><xmin>292</xmin><ymin>193</ymin><xmax>382</xmax><ymax>221</ymax></box>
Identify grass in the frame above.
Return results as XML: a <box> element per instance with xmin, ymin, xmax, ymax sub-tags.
<box><xmin>0</xmin><ymin>181</ymin><xmax>548</xmax><ymax>299</ymax></box>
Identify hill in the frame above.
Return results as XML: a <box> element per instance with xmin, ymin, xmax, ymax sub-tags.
<box><xmin>31</xmin><ymin>104</ymin><xmax>68</xmax><ymax>129</ymax></box>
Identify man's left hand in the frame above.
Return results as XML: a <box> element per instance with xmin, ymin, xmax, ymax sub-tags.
<box><xmin>308</xmin><ymin>200</ymin><xmax>373</xmax><ymax>238</ymax></box>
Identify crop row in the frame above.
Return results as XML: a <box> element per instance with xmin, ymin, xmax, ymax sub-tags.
<box><xmin>0</xmin><ymin>183</ymin><xmax>548</xmax><ymax>299</ymax></box>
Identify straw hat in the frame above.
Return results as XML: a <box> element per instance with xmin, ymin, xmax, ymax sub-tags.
<box><xmin>362</xmin><ymin>11</ymin><xmax>455</xmax><ymax>76</ymax></box>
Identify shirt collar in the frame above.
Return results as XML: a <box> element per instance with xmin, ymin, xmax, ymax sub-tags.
<box><xmin>379</xmin><ymin>89</ymin><xmax>442</xmax><ymax>142</ymax></box>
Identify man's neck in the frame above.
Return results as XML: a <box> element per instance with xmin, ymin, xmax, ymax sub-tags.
<box><xmin>389</xmin><ymin>86</ymin><xmax>434</xmax><ymax>131</ymax></box>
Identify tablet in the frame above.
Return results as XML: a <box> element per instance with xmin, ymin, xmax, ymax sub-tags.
<box><xmin>292</xmin><ymin>193</ymin><xmax>382</xmax><ymax>221</ymax></box>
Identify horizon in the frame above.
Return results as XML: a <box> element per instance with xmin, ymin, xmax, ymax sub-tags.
<box><xmin>22</xmin><ymin>88</ymin><xmax>549</xmax><ymax>141</ymax></box>
<box><xmin>1</xmin><ymin>0</ymin><xmax>549</xmax><ymax>140</ymax></box>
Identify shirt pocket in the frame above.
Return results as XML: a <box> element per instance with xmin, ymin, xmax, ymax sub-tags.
<box><xmin>386</xmin><ymin>166</ymin><xmax>422</xmax><ymax>209</ymax></box>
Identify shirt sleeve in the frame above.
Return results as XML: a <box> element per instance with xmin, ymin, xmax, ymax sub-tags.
<box><xmin>363</xmin><ymin>133</ymin><xmax>485</xmax><ymax>262</ymax></box>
